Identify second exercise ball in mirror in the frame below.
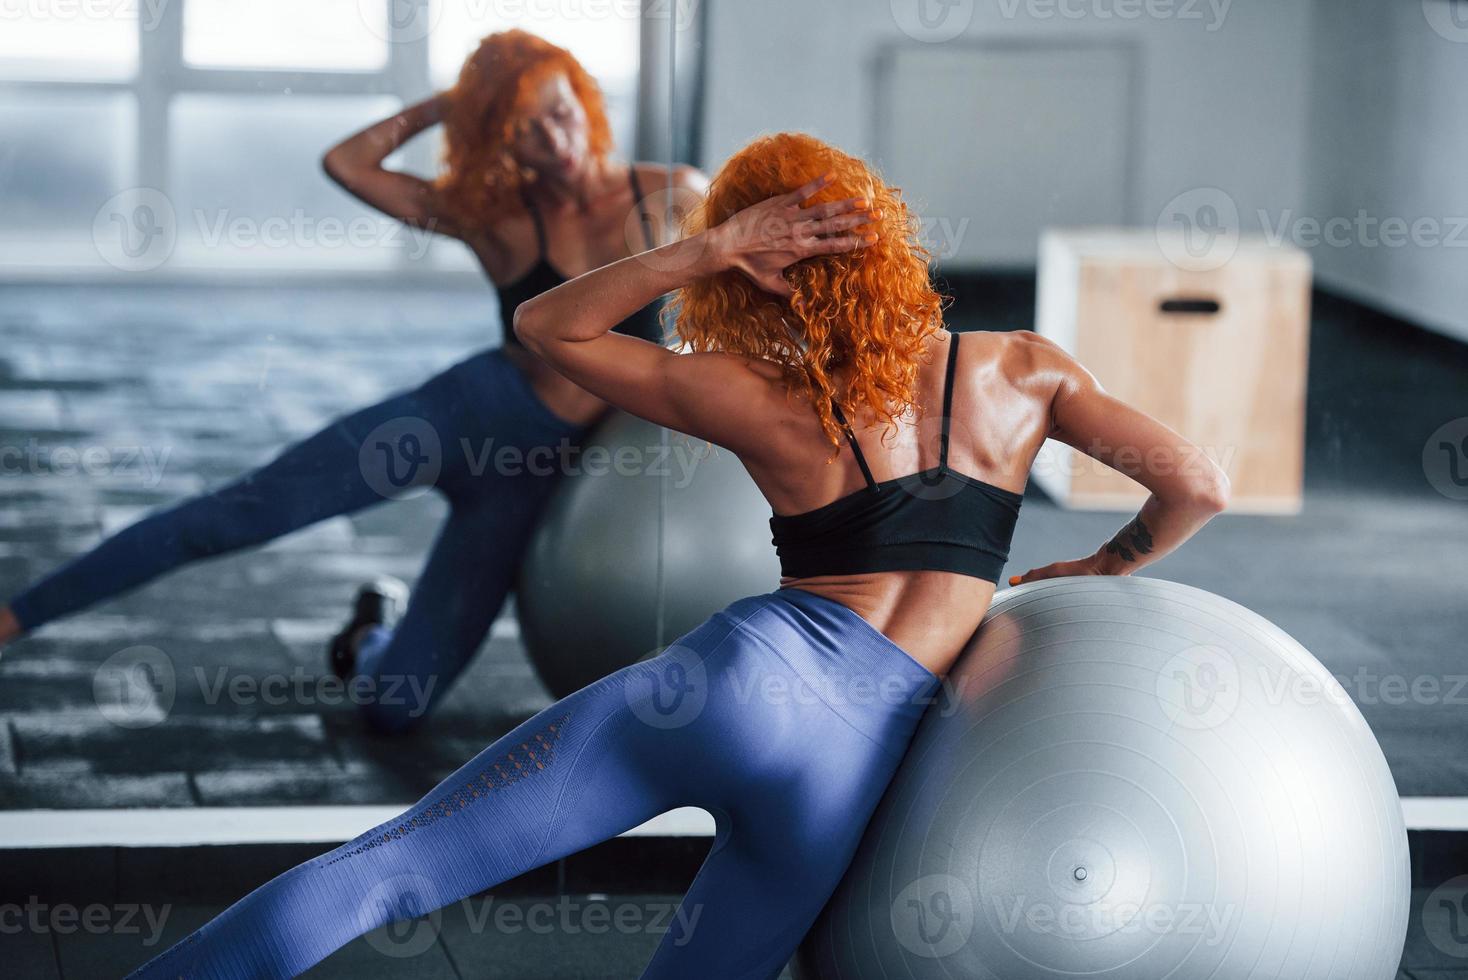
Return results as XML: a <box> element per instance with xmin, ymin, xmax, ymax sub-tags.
<box><xmin>515</xmin><ymin>411</ymin><xmax>781</xmax><ymax>698</ymax></box>
<box><xmin>795</xmin><ymin>576</ymin><xmax>1409</xmax><ymax>980</ymax></box>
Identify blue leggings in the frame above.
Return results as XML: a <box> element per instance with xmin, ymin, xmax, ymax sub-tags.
<box><xmin>125</xmin><ymin>588</ymin><xmax>940</xmax><ymax>980</ymax></box>
<box><xmin>9</xmin><ymin>350</ymin><xmax>586</xmax><ymax>732</ymax></box>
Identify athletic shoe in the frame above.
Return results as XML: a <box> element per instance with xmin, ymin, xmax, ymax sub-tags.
<box><xmin>327</xmin><ymin>576</ymin><xmax>409</xmax><ymax>680</ymax></box>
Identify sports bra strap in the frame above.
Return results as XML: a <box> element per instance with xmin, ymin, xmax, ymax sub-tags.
<box><xmin>940</xmin><ymin>333</ymin><xmax>959</xmax><ymax>472</ymax></box>
<box><xmin>520</xmin><ymin>188</ymin><xmax>549</xmax><ymax>260</ymax></box>
<box><xmin>830</xmin><ymin>400</ymin><xmax>879</xmax><ymax>491</ymax></box>
<box><xmin>628</xmin><ymin>167</ymin><xmax>657</xmax><ymax>251</ymax></box>
<box><xmin>830</xmin><ymin>333</ymin><xmax>959</xmax><ymax>491</ymax></box>
<box><xmin>522</xmin><ymin>165</ymin><xmax>656</xmax><ymax>261</ymax></box>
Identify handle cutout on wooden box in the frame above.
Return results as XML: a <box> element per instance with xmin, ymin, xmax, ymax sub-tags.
<box><xmin>1158</xmin><ymin>297</ymin><xmax>1222</xmax><ymax>316</ymax></box>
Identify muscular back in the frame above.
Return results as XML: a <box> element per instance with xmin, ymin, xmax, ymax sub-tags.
<box><xmin>512</xmin><ymin>177</ymin><xmax>1231</xmax><ymax>678</ymax></box>
<box><xmin>738</xmin><ymin>330</ymin><xmax>1054</xmax><ymax>519</ymax></box>
<box><xmin>727</xmin><ymin>330</ymin><xmax>1057</xmax><ymax>674</ymax></box>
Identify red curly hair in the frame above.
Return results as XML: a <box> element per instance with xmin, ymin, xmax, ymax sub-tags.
<box><xmin>435</xmin><ymin>30</ymin><xmax>614</xmax><ymax>228</ymax></box>
<box><xmin>671</xmin><ymin>133</ymin><xmax>946</xmax><ymax>452</ymax></box>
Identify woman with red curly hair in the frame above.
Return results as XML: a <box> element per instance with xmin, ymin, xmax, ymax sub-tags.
<box><xmin>127</xmin><ymin>133</ymin><xmax>1226</xmax><ymax>979</ymax></box>
<box><xmin>1</xmin><ymin>31</ymin><xmax>704</xmax><ymax>734</ymax></box>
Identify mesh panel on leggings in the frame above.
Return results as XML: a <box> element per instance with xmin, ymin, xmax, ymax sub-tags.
<box><xmin>326</xmin><ymin>713</ymin><xmax>570</xmax><ymax>866</ymax></box>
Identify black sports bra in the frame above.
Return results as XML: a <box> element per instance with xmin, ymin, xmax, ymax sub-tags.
<box><xmin>498</xmin><ymin>167</ymin><xmax>664</xmax><ymax>347</ymax></box>
<box><xmin>768</xmin><ymin>334</ymin><xmax>1024</xmax><ymax>584</ymax></box>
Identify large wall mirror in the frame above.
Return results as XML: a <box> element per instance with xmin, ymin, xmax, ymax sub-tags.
<box><xmin>1</xmin><ymin>1</ymin><xmax>1465</xmax><ymax>976</ymax></box>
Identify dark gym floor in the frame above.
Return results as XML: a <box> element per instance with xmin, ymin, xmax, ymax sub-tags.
<box><xmin>0</xmin><ymin>278</ymin><xmax>1465</xmax><ymax>977</ymax></box>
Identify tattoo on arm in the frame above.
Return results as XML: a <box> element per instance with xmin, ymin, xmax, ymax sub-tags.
<box><xmin>1103</xmin><ymin>517</ymin><xmax>1154</xmax><ymax>564</ymax></box>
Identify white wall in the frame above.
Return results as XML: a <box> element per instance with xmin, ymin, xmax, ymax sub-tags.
<box><xmin>1306</xmin><ymin>0</ymin><xmax>1468</xmax><ymax>343</ymax></box>
<box><xmin>699</xmin><ymin>0</ymin><xmax>1314</xmax><ymax>268</ymax></box>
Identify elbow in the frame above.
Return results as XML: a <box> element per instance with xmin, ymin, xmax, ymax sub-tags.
<box><xmin>1187</xmin><ymin>465</ymin><xmax>1231</xmax><ymax>515</ymax></box>
<box><xmin>321</xmin><ymin>147</ymin><xmax>355</xmax><ymax>189</ymax></box>
<box><xmin>321</xmin><ymin>150</ymin><xmax>345</xmax><ymax>187</ymax></box>
<box><xmin>511</xmin><ymin>299</ymin><xmax>545</xmax><ymax>355</ymax></box>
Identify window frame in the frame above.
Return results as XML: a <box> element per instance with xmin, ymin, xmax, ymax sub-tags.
<box><xmin>0</xmin><ymin>0</ymin><xmax>655</xmax><ymax>278</ymax></box>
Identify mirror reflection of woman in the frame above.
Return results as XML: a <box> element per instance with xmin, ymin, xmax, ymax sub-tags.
<box><xmin>125</xmin><ymin>133</ymin><xmax>1226</xmax><ymax>980</ymax></box>
<box><xmin>0</xmin><ymin>30</ymin><xmax>706</xmax><ymax>732</ymax></box>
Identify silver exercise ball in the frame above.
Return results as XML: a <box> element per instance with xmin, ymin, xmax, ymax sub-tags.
<box><xmin>796</xmin><ymin>576</ymin><xmax>1409</xmax><ymax>980</ymax></box>
<box><xmin>515</xmin><ymin>412</ymin><xmax>781</xmax><ymax>698</ymax></box>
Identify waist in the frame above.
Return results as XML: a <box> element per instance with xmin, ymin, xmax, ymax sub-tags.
<box><xmin>773</xmin><ymin>572</ymin><xmax>995</xmax><ymax>676</ymax></box>
<box><xmin>442</xmin><ymin>348</ymin><xmax>593</xmax><ymax>436</ymax></box>
<box><xmin>705</xmin><ymin>589</ymin><xmax>942</xmax><ymax>748</ymax></box>
<box><xmin>498</xmin><ymin>347</ymin><xmax>615</xmax><ymax>426</ymax></box>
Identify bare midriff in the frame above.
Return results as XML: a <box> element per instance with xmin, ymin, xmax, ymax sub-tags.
<box><xmin>782</xmin><ymin>569</ymin><xmax>997</xmax><ymax>678</ymax></box>
<box><xmin>501</xmin><ymin>344</ymin><xmax>615</xmax><ymax>428</ymax></box>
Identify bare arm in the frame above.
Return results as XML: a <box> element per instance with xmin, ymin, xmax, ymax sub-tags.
<box><xmin>322</xmin><ymin>95</ymin><xmax>460</xmax><ymax>237</ymax></box>
<box><xmin>512</xmin><ymin>174</ymin><xmax>876</xmax><ymax>455</ymax></box>
<box><xmin>1010</xmin><ymin>340</ymin><xmax>1230</xmax><ymax>584</ymax></box>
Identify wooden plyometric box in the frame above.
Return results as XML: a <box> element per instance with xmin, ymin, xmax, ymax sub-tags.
<box><xmin>1033</xmin><ymin>229</ymin><xmax>1311</xmax><ymax>514</ymax></box>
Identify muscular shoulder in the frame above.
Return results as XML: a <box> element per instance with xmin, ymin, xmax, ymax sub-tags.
<box><xmin>956</xmin><ymin>330</ymin><xmax>1097</xmax><ymax>428</ymax></box>
<box><xmin>991</xmin><ymin>330</ymin><xmax>1094</xmax><ymax>391</ymax></box>
<box><xmin>630</xmin><ymin>161</ymin><xmax>711</xmax><ymax>197</ymax></box>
